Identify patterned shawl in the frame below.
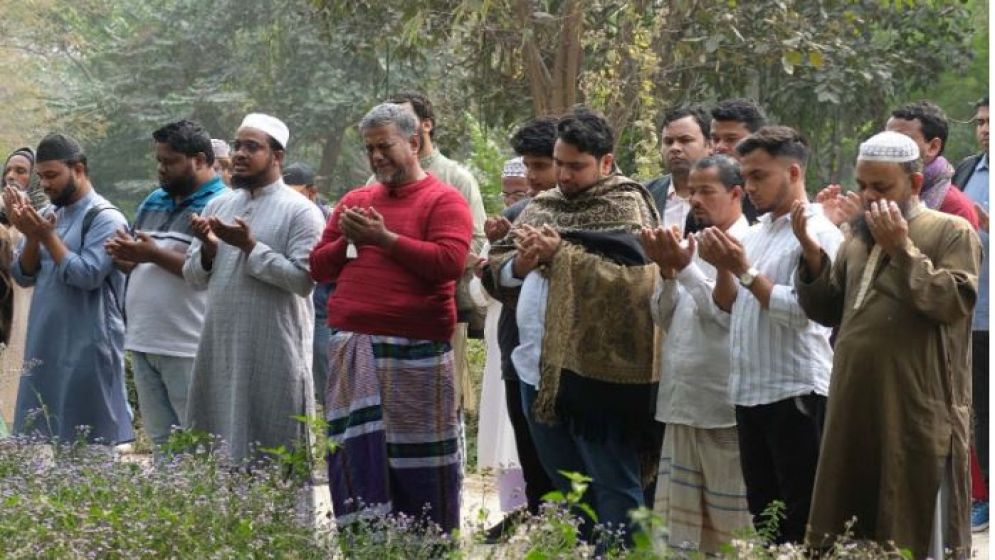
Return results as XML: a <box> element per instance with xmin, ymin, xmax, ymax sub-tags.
<box><xmin>485</xmin><ymin>174</ymin><xmax>660</xmax><ymax>424</ymax></box>
<box><xmin>920</xmin><ymin>155</ymin><xmax>955</xmax><ymax>210</ymax></box>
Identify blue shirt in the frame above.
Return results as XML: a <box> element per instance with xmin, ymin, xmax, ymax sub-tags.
<box><xmin>963</xmin><ymin>154</ymin><xmax>989</xmax><ymax>330</ymax></box>
<box><xmin>11</xmin><ymin>189</ymin><xmax>134</xmax><ymax>444</ymax></box>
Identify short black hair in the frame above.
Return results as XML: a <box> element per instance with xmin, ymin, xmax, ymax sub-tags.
<box><xmin>736</xmin><ymin>125</ymin><xmax>809</xmax><ymax>166</ymax></box>
<box><xmin>711</xmin><ymin>98</ymin><xmax>767</xmax><ymax>132</ymax></box>
<box><xmin>976</xmin><ymin>96</ymin><xmax>989</xmax><ymax>111</ymax></box>
<box><xmin>152</xmin><ymin>120</ymin><xmax>215</xmax><ymax>165</ymax></box>
<box><xmin>556</xmin><ymin>106</ymin><xmax>614</xmax><ymax>158</ymax></box>
<box><xmin>662</xmin><ymin>105</ymin><xmax>711</xmax><ymax>139</ymax></box>
<box><xmin>510</xmin><ymin>116</ymin><xmax>558</xmax><ymax>158</ymax></box>
<box><xmin>693</xmin><ymin>154</ymin><xmax>742</xmax><ymax>190</ymax></box>
<box><xmin>890</xmin><ymin>100</ymin><xmax>949</xmax><ymax>156</ymax></box>
<box><xmin>387</xmin><ymin>91</ymin><xmax>435</xmax><ymax>138</ymax></box>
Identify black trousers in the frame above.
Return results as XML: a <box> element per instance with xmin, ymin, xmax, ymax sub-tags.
<box><xmin>504</xmin><ymin>377</ymin><xmax>555</xmax><ymax>514</ymax></box>
<box><xmin>973</xmin><ymin>331</ymin><xmax>989</xmax><ymax>480</ymax></box>
<box><xmin>735</xmin><ymin>394</ymin><xmax>826</xmax><ymax>544</ymax></box>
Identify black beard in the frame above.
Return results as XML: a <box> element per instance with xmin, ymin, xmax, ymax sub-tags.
<box><xmin>162</xmin><ymin>174</ymin><xmax>197</xmax><ymax>196</ymax></box>
<box><xmin>50</xmin><ymin>175</ymin><xmax>78</xmax><ymax>207</ymax></box>
<box><xmin>231</xmin><ymin>154</ymin><xmax>276</xmax><ymax>190</ymax></box>
<box><xmin>848</xmin><ymin>197</ymin><xmax>914</xmax><ymax>247</ymax></box>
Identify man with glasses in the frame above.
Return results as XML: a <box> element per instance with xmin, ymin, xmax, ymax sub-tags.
<box><xmin>183</xmin><ymin>113</ymin><xmax>325</xmax><ymax>464</ymax></box>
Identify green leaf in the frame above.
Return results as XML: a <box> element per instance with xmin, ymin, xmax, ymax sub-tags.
<box><xmin>808</xmin><ymin>50</ymin><xmax>825</xmax><ymax>67</ymax></box>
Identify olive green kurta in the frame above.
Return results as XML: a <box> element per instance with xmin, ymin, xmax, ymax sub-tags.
<box><xmin>796</xmin><ymin>208</ymin><xmax>980</xmax><ymax>559</ymax></box>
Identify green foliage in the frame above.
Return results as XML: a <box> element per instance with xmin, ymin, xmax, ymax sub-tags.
<box><xmin>0</xmin><ymin>437</ymin><xmax>327</xmax><ymax>558</ymax></box>
<box><xmin>464</xmin><ymin>114</ymin><xmax>511</xmax><ymax>215</ymax></box>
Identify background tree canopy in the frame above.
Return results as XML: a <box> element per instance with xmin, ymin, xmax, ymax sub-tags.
<box><xmin>0</xmin><ymin>0</ymin><xmax>988</xmax><ymax>215</ymax></box>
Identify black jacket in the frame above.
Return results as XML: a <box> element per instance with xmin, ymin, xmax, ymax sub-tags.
<box><xmin>953</xmin><ymin>153</ymin><xmax>985</xmax><ymax>190</ymax></box>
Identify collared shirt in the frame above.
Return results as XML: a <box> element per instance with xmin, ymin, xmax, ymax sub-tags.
<box><xmin>728</xmin><ymin>203</ymin><xmax>843</xmax><ymax>407</ymax></box>
<box><xmin>500</xmin><ymin>261</ymin><xmax>547</xmax><ymax>388</ymax></box>
<box><xmin>654</xmin><ymin>216</ymin><xmax>749</xmax><ymax>428</ymax></box>
<box><xmin>125</xmin><ymin>176</ymin><xmax>228</xmax><ymax>357</ymax></box>
<box><xmin>662</xmin><ymin>183</ymin><xmax>692</xmax><ymax>234</ymax></box>
<box><xmin>963</xmin><ymin>154</ymin><xmax>989</xmax><ymax>330</ymax></box>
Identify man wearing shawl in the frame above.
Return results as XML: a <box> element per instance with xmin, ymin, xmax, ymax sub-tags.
<box><xmin>183</xmin><ymin>113</ymin><xmax>324</xmax><ymax>464</ymax></box>
<box><xmin>311</xmin><ymin>103</ymin><xmax>472</xmax><ymax>532</ymax></box>
<box><xmin>887</xmin><ymin>101</ymin><xmax>979</xmax><ymax>228</ymax></box>
<box><xmin>795</xmin><ymin>131</ymin><xmax>980</xmax><ymax>558</ymax></box>
<box><xmin>483</xmin><ymin>107</ymin><xmax>659</xmax><ymax>542</ymax></box>
<box><xmin>4</xmin><ymin>134</ymin><xmax>132</xmax><ymax>445</ymax></box>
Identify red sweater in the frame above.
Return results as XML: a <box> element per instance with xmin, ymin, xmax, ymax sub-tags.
<box><xmin>310</xmin><ymin>174</ymin><xmax>472</xmax><ymax>341</ymax></box>
<box><xmin>940</xmin><ymin>185</ymin><xmax>980</xmax><ymax>230</ymax></box>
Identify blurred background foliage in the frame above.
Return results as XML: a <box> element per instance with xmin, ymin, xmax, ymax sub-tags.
<box><xmin>0</xmin><ymin>0</ymin><xmax>987</xmax><ymax>217</ymax></box>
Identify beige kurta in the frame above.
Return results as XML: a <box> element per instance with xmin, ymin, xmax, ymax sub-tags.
<box><xmin>796</xmin><ymin>208</ymin><xmax>980</xmax><ymax>559</ymax></box>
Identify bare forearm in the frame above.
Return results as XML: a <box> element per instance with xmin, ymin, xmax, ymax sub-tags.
<box><xmin>19</xmin><ymin>239</ymin><xmax>41</xmax><ymax>275</ymax></box>
<box><xmin>41</xmin><ymin>232</ymin><xmax>69</xmax><ymax>265</ymax></box>
<box><xmin>151</xmin><ymin>246</ymin><xmax>187</xmax><ymax>278</ymax></box>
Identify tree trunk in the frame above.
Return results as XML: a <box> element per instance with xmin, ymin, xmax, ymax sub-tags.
<box><xmin>317</xmin><ymin>122</ymin><xmax>348</xmax><ymax>194</ymax></box>
<box><xmin>557</xmin><ymin>0</ymin><xmax>583</xmax><ymax>112</ymax></box>
<box><xmin>515</xmin><ymin>0</ymin><xmax>552</xmax><ymax>116</ymax></box>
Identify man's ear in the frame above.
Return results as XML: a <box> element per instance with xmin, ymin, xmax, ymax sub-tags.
<box><xmin>599</xmin><ymin>153</ymin><xmax>615</xmax><ymax>175</ymax></box>
<box><xmin>925</xmin><ymin>137</ymin><xmax>943</xmax><ymax>159</ymax></box>
<box><xmin>789</xmin><ymin>162</ymin><xmax>803</xmax><ymax>183</ymax></box>
<box><xmin>410</xmin><ymin>133</ymin><xmax>422</xmax><ymax>154</ymax></box>
<box><xmin>729</xmin><ymin>184</ymin><xmax>743</xmax><ymax>203</ymax></box>
<box><xmin>273</xmin><ymin>149</ymin><xmax>285</xmax><ymax>166</ymax></box>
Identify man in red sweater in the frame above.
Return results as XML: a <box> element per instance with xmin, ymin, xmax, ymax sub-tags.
<box><xmin>887</xmin><ymin>101</ymin><xmax>979</xmax><ymax>229</ymax></box>
<box><xmin>310</xmin><ymin>102</ymin><xmax>472</xmax><ymax>533</ymax></box>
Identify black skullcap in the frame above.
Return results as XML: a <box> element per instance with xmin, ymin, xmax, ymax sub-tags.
<box><xmin>283</xmin><ymin>162</ymin><xmax>316</xmax><ymax>186</ymax></box>
<box><xmin>35</xmin><ymin>133</ymin><xmax>84</xmax><ymax>162</ymax></box>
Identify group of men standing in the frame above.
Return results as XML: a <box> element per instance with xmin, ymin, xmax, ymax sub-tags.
<box><xmin>0</xmin><ymin>90</ymin><xmax>988</xmax><ymax>559</ymax></box>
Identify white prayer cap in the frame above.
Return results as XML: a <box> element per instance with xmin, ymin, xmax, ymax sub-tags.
<box><xmin>857</xmin><ymin>131</ymin><xmax>920</xmax><ymax>163</ymax></box>
<box><xmin>502</xmin><ymin>156</ymin><xmax>526</xmax><ymax>178</ymax></box>
<box><xmin>211</xmin><ymin>139</ymin><xmax>230</xmax><ymax>159</ymax></box>
<box><xmin>238</xmin><ymin>113</ymin><xmax>290</xmax><ymax>149</ymax></box>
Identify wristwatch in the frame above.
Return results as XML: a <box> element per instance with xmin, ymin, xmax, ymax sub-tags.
<box><xmin>738</xmin><ymin>267</ymin><xmax>760</xmax><ymax>288</ymax></box>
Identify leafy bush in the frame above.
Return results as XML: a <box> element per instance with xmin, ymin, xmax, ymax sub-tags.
<box><xmin>0</xmin><ymin>434</ymin><xmax>922</xmax><ymax>559</ymax></box>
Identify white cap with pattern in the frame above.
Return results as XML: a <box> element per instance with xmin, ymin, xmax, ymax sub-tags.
<box><xmin>857</xmin><ymin>131</ymin><xmax>920</xmax><ymax>163</ymax></box>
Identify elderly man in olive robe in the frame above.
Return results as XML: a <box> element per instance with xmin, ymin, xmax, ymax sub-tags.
<box><xmin>792</xmin><ymin>131</ymin><xmax>980</xmax><ymax>558</ymax></box>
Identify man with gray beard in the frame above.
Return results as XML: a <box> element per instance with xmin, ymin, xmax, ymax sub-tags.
<box><xmin>794</xmin><ymin>131</ymin><xmax>980</xmax><ymax>558</ymax></box>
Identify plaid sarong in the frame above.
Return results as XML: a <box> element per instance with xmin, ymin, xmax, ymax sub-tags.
<box><xmin>325</xmin><ymin>331</ymin><xmax>460</xmax><ymax>532</ymax></box>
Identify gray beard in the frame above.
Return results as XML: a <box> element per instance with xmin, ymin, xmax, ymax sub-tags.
<box><xmin>848</xmin><ymin>197</ymin><xmax>914</xmax><ymax>247</ymax></box>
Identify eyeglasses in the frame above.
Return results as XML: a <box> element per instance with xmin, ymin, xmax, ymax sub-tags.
<box><xmin>232</xmin><ymin>140</ymin><xmax>267</xmax><ymax>153</ymax></box>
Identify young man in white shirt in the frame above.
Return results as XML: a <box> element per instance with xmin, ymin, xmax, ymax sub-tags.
<box><xmin>697</xmin><ymin>126</ymin><xmax>843</xmax><ymax>544</ymax></box>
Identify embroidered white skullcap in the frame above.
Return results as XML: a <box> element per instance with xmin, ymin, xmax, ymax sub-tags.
<box><xmin>211</xmin><ymin>139</ymin><xmax>230</xmax><ymax>159</ymax></box>
<box><xmin>238</xmin><ymin>113</ymin><xmax>290</xmax><ymax>149</ymax></box>
<box><xmin>502</xmin><ymin>156</ymin><xmax>526</xmax><ymax>178</ymax></box>
<box><xmin>857</xmin><ymin>131</ymin><xmax>919</xmax><ymax>163</ymax></box>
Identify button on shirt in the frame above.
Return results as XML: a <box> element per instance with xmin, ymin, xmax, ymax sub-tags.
<box><xmin>728</xmin><ymin>204</ymin><xmax>843</xmax><ymax>406</ymax></box>
<box><xmin>963</xmin><ymin>154</ymin><xmax>989</xmax><ymax>331</ymax></box>
<box><xmin>654</xmin><ymin>216</ymin><xmax>749</xmax><ymax>428</ymax></box>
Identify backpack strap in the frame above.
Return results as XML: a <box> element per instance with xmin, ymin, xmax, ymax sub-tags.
<box><xmin>80</xmin><ymin>204</ymin><xmax>127</xmax><ymax>250</ymax></box>
<box><xmin>78</xmin><ymin>203</ymin><xmax>129</xmax><ymax>321</ymax></box>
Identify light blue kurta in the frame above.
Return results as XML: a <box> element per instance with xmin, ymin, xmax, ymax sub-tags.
<box><xmin>11</xmin><ymin>188</ymin><xmax>133</xmax><ymax>444</ymax></box>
